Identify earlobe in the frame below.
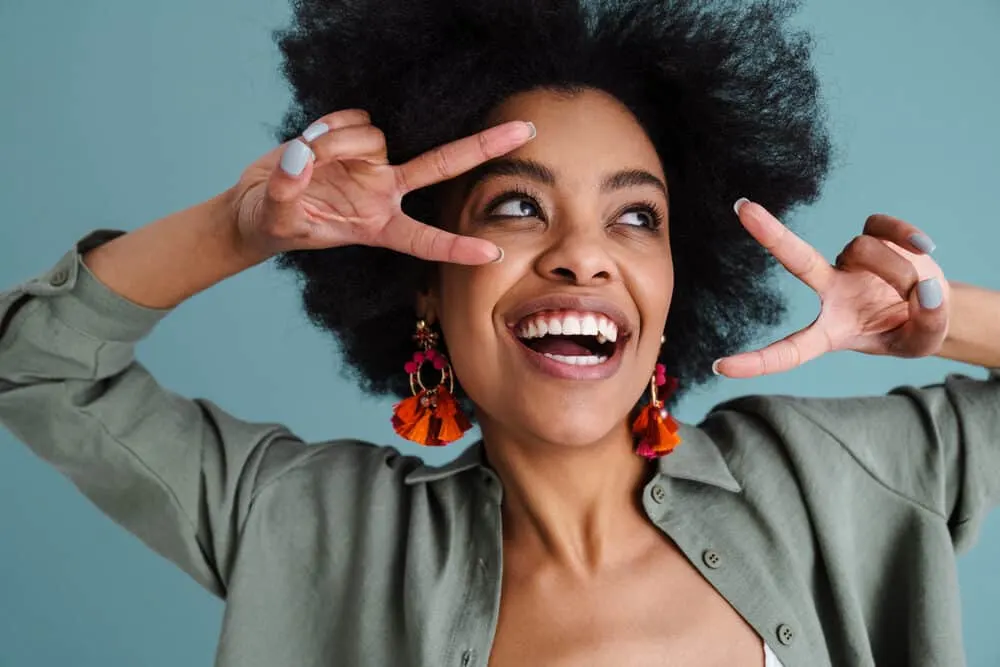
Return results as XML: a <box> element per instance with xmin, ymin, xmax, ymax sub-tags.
<box><xmin>415</xmin><ymin>291</ymin><xmax>438</xmax><ymax>325</ymax></box>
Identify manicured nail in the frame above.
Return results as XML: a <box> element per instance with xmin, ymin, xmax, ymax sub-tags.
<box><xmin>712</xmin><ymin>359</ymin><xmax>723</xmax><ymax>375</ymax></box>
<box><xmin>302</xmin><ymin>122</ymin><xmax>330</xmax><ymax>142</ymax></box>
<box><xmin>909</xmin><ymin>232</ymin><xmax>936</xmax><ymax>254</ymax></box>
<box><xmin>280</xmin><ymin>140</ymin><xmax>313</xmax><ymax>177</ymax></box>
<box><xmin>491</xmin><ymin>246</ymin><xmax>505</xmax><ymax>264</ymax></box>
<box><xmin>917</xmin><ymin>277</ymin><xmax>943</xmax><ymax>309</ymax></box>
<box><xmin>733</xmin><ymin>198</ymin><xmax>750</xmax><ymax>216</ymax></box>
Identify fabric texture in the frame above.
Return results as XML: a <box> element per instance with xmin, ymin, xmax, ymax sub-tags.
<box><xmin>1</xmin><ymin>232</ymin><xmax>997</xmax><ymax>667</ymax></box>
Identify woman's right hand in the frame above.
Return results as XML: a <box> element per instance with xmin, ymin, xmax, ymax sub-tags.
<box><xmin>230</xmin><ymin>109</ymin><xmax>534</xmax><ymax>265</ymax></box>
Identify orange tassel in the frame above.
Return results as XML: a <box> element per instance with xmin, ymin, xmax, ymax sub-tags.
<box><xmin>392</xmin><ymin>387</ymin><xmax>471</xmax><ymax>447</ymax></box>
<box><xmin>632</xmin><ymin>403</ymin><xmax>682</xmax><ymax>459</ymax></box>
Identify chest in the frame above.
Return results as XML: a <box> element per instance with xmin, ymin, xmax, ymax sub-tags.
<box><xmin>488</xmin><ymin>541</ymin><xmax>766</xmax><ymax>667</ymax></box>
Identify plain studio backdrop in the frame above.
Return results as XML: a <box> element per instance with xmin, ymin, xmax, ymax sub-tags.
<box><xmin>1</xmin><ymin>1</ymin><xmax>998</xmax><ymax>665</ymax></box>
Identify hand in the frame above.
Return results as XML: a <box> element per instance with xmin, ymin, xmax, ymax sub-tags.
<box><xmin>230</xmin><ymin>109</ymin><xmax>534</xmax><ymax>264</ymax></box>
<box><xmin>715</xmin><ymin>200</ymin><xmax>949</xmax><ymax>378</ymax></box>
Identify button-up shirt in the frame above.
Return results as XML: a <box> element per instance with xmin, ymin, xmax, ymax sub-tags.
<box><xmin>1</xmin><ymin>232</ymin><xmax>998</xmax><ymax>666</ymax></box>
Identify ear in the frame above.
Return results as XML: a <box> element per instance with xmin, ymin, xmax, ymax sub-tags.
<box><xmin>415</xmin><ymin>290</ymin><xmax>439</xmax><ymax>326</ymax></box>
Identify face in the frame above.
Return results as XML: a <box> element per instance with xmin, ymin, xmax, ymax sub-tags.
<box><xmin>430</xmin><ymin>87</ymin><xmax>674</xmax><ymax>448</ymax></box>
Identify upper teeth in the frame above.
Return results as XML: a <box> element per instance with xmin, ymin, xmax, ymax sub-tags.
<box><xmin>515</xmin><ymin>311</ymin><xmax>619</xmax><ymax>343</ymax></box>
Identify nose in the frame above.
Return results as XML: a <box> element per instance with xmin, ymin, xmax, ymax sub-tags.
<box><xmin>535</xmin><ymin>226</ymin><xmax>618</xmax><ymax>286</ymax></box>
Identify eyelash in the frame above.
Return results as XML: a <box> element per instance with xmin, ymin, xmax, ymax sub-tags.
<box><xmin>484</xmin><ymin>187</ymin><xmax>665</xmax><ymax>231</ymax></box>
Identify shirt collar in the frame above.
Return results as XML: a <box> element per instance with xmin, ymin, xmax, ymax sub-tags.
<box><xmin>404</xmin><ymin>423</ymin><xmax>741</xmax><ymax>492</ymax></box>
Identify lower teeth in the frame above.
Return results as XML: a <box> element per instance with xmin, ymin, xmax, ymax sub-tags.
<box><xmin>542</xmin><ymin>353</ymin><xmax>608</xmax><ymax>366</ymax></box>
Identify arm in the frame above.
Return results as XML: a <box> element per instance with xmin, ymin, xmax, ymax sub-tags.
<box><xmin>0</xmin><ymin>113</ymin><xmax>531</xmax><ymax>593</ymax></box>
<box><xmin>938</xmin><ymin>282</ymin><xmax>1000</xmax><ymax>369</ymax></box>
<box><xmin>81</xmin><ymin>190</ymin><xmax>266</xmax><ymax>308</ymax></box>
<box><xmin>0</xmin><ymin>214</ymin><xmax>304</xmax><ymax>597</ymax></box>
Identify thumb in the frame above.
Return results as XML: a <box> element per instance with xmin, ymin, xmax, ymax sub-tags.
<box><xmin>267</xmin><ymin>140</ymin><xmax>316</xmax><ymax>204</ymax></box>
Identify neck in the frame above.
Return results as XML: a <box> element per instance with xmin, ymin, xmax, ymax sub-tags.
<box><xmin>479</xmin><ymin>417</ymin><xmax>656</xmax><ymax>577</ymax></box>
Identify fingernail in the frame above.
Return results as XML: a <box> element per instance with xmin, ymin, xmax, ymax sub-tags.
<box><xmin>909</xmin><ymin>232</ymin><xmax>937</xmax><ymax>254</ymax></box>
<box><xmin>733</xmin><ymin>198</ymin><xmax>750</xmax><ymax>216</ymax></box>
<box><xmin>524</xmin><ymin>122</ymin><xmax>537</xmax><ymax>140</ymax></box>
<box><xmin>302</xmin><ymin>122</ymin><xmax>330</xmax><ymax>142</ymax></box>
<box><xmin>917</xmin><ymin>277</ymin><xmax>943</xmax><ymax>309</ymax></box>
<box><xmin>712</xmin><ymin>359</ymin><xmax>723</xmax><ymax>375</ymax></box>
<box><xmin>491</xmin><ymin>246</ymin><xmax>505</xmax><ymax>264</ymax></box>
<box><xmin>280</xmin><ymin>140</ymin><xmax>313</xmax><ymax>177</ymax></box>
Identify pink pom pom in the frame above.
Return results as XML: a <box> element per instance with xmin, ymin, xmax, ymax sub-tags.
<box><xmin>404</xmin><ymin>361</ymin><xmax>419</xmax><ymax>374</ymax></box>
<box><xmin>412</xmin><ymin>352</ymin><xmax>425</xmax><ymax>364</ymax></box>
<box><xmin>424</xmin><ymin>349</ymin><xmax>437</xmax><ymax>360</ymax></box>
<box><xmin>432</xmin><ymin>357</ymin><xmax>447</xmax><ymax>370</ymax></box>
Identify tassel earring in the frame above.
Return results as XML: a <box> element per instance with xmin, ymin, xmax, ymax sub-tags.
<box><xmin>632</xmin><ymin>363</ymin><xmax>682</xmax><ymax>459</ymax></box>
<box><xmin>391</xmin><ymin>320</ymin><xmax>472</xmax><ymax>446</ymax></box>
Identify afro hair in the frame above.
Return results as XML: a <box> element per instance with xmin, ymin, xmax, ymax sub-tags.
<box><xmin>272</xmin><ymin>0</ymin><xmax>832</xmax><ymax>408</ymax></box>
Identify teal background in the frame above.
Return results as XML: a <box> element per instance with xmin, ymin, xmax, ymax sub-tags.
<box><xmin>1</xmin><ymin>0</ymin><xmax>998</xmax><ymax>664</ymax></box>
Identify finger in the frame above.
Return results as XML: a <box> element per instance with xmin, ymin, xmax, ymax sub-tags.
<box><xmin>863</xmin><ymin>214</ymin><xmax>936</xmax><ymax>255</ymax></box>
<box><xmin>834</xmin><ymin>234</ymin><xmax>920</xmax><ymax>301</ymax></box>
<box><xmin>300</xmin><ymin>109</ymin><xmax>372</xmax><ymax>140</ymax></box>
<box><xmin>714</xmin><ymin>323</ymin><xmax>831</xmax><ymax>378</ymax></box>
<box><xmin>395</xmin><ymin>121</ymin><xmax>536</xmax><ymax>192</ymax></box>
<box><xmin>735</xmin><ymin>199</ymin><xmax>836</xmax><ymax>294</ymax></box>
<box><xmin>885</xmin><ymin>277</ymin><xmax>949</xmax><ymax>357</ymax></box>
<box><xmin>377</xmin><ymin>214</ymin><xmax>502</xmax><ymax>265</ymax></box>
<box><xmin>269</xmin><ymin>140</ymin><xmax>317</xmax><ymax>202</ymax></box>
<box><xmin>309</xmin><ymin>125</ymin><xmax>388</xmax><ymax>164</ymax></box>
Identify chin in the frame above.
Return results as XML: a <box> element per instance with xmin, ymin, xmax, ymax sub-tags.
<box><xmin>512</xmin><ymin>407</ymin><xmax>628</xmax><ymax>450</ymax></box>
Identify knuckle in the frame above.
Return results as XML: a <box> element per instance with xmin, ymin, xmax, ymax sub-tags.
<box><xmin>477</xmin><ymin>130</ymin><xmax>491</xmax><ymax>159</ymax></box>
<box><xmin>863</xmin><ymin>214</ymin><xmax>883</xmax><ymax>234</ymax></box>
<box><xmin>433</xmin><ymin>147</ymin><xmax>452</xmax><ymax>179</ymax></box>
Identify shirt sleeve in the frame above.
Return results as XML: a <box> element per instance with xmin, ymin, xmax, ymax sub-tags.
<box><xmin>0</xmin><ymin>231</ymin><xmax>311</xmax><ymax>596</ymax></box>
<box><xmin>769</xmin><ymin>369</ymin><xmax>1000</xmax><ymax>553</ymax></box>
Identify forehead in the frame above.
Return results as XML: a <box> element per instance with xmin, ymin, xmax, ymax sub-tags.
<box><xmin>484</xmin><ymin>87</ymin><xmax>667</xmax><ymax>184</ymax></box>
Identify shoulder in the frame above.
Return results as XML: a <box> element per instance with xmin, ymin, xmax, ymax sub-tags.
<box><xmin>252</xmin><ymin>436</ymin><xmax>486</xmax><ymax>507</ymax></box>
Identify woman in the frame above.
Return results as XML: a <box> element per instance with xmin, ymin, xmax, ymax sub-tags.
<box><xmin>1</xmin><ymin>0</ymin><xmax>998</xmax><ymax>665</ymax></box>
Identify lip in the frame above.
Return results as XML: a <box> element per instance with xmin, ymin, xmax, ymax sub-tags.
<box><xmin>504</xmin><ymin>294</ymin><xmax>635</xmax><ymax>337</ymax></box>
<box><xmin>503</xmin><ymin>293</ymin><xmax>635</xmax><ymax>381</ymax></box>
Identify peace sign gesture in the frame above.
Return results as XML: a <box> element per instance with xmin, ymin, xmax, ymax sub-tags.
<box><xmin>714</xmin><ymin>200</ymin><xmax>949</xmax><ymax>378</ymax></box>
<box><xmin>231</xmin><ymin>109</ymin><xmax>535</xmax><ymax>264</ymax></box>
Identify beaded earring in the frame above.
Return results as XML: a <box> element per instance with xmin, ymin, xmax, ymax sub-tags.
<box><xmin>391</xmin><ymin>320</ymin><xmax>472</xmax><ymax>446</ymax></box>
<box><xmin>631</xmin><ymin>363</ymin><xmax>682</xmax><ymax>459</ymax></box>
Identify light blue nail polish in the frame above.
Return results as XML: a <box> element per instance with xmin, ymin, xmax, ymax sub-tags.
<box><xmin>302</xmin><ymin>122</ymin><xmax>330</xmax><ymax>142</ymax></box>
<box><xmin>733</xmin><ymin>198</ymin><xmax>750</xmax><ymax>216</ymax></box>
<box><xmin>909</xmin><ymin>232</ymin><xmax>936</xmax><ymax>254</ymax></box>
<box><xmin>280</xmin><ymin>140</ymin><xmax>313</xmax><ymax>177</ymax></box>
<box><xmin>917</xmin><ymin>277</ymin><xmax>943</xmax><ymax>309</ymax></box>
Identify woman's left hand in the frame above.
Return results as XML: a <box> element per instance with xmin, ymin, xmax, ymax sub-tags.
<box><xmin>714</xmin><ymin>200</ymin><xmax>949</xmax><ymax>378</ymax></box>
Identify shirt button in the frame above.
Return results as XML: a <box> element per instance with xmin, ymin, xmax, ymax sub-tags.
<box><xmin>650</xmin><ymin>484</ymin><xmax>667</xmax><ymax>504</ymax></box>
<box><xmin>776</xmin><ymin>623</ymin><xmax>795</xmax><ymax>646</ymax></box>
<box><xmin>702</xmin><ymin>549</ymin><xmax>722</xmax><ymax>569</ymax></box>
<box><xmin>49</xmin><ymin>269</ymin><xmax>70</xmax><ymax>287</ymax></box>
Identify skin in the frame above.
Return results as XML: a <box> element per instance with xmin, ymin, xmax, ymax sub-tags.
<box><xmin>80</xmin><ymin>86</ymin><xmax>1000</xmax><ymax>666</ymax></box>
<box><xmin>423</xmin><ymin>88</ymin><xmax>767</xmax><ymax>666</ymax></box>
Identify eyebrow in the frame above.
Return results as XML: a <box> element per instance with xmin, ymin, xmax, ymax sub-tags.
<box><xmin>461</xmin><ymin>158</ymin><xmax>668</xmax><ymax>199</ymax></box>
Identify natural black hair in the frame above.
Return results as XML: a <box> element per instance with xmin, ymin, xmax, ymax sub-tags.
<box><xmin>272</xmin><ymin>0</ymin><xmax>832</xmax><ymax>408</ymax></box>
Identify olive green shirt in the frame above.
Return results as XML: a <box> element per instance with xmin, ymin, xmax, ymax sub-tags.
<box><xmin>1</xmin><ymin>232</ymin><xmax>998</xmax><ymax>667</ymax></box>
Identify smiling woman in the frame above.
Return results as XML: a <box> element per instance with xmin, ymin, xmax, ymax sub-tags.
<box><xmin>1</xmin><ymin>0</ymin><xmax>1000</xmax><ymax>666</ymax></box>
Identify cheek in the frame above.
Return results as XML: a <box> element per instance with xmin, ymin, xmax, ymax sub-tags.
<box><xmin>632</xmin><ymin>251</ymin><xmax>675</xmax><ymax>327</ymax></box>
<box><xmin>435</xmin><ymin>265</ymin><xmax>505</xmax><ymax>374</ymax></box>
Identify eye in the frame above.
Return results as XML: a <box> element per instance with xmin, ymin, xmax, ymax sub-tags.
<box><xmin>617</xmin><ymin>205</ymin><xmax>663</xmax><ymax>230</ymax></box>
<box><xmin>485</xmin><ymin>191</ymin><xmax>542</xmax><ymax>219</ymax></box>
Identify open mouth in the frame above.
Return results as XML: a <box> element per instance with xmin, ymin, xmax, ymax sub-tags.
<box><xmin>512</xmin><ymin>310</ymin><xmax>625</xmax><ymax>366</ymax></box>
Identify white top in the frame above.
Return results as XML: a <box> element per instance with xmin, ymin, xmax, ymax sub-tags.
<box><xmin>765</xmin><ymin>642</ymin><xmax>784</xmax><ymax>667</ymax></box>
